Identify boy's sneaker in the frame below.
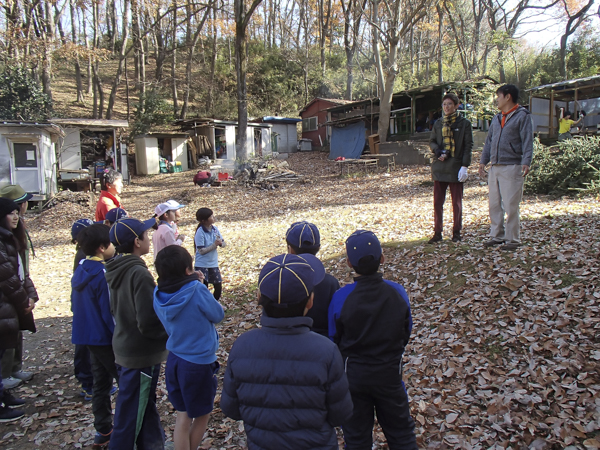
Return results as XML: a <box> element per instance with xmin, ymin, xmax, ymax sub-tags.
<box><xmin>92</xmin><ymin>429</ymin><xmax>112</xmax><ymax>449</ymax></box>
<box><xmin>3</xmin><ymin>391</ymin><xmax>26</xmax><ymax>407</ymax></box>
<box><xmin>11</xmin><ymin>370</ymin><xmax>34</xmax><ymax>382</ymax></box>
<box><xmin>80</xmin><ymin>387</ymin><xmax>93</xmax><ymax>401</ymax></box>
<box><xmin>2</xmin><ymin>376</ymin><xmax>22</xmax><ymax>389</ymax></box>
<box><xmin>0</xmin><ymin>405</ymin><xmax>24</xmax><ymax>422</ymax></box>
<box><xmin>452</xmin><ymin>231</ymin><xmax>462</xmax><ymax>242</ymax></box>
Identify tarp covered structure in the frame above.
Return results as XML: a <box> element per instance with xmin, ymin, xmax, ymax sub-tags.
<box><xmin>328</xmin><ymin>121</ymin><xmax>366</xmax><ymax>159</ymax></box>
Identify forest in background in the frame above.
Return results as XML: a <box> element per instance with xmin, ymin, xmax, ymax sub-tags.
<box><xmin>0</xmin><ymin>0</ymin><xmax>599</xmax><ymax>126</ymax></box>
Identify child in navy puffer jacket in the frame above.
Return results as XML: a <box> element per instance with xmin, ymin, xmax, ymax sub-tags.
<box><xmin>221</xmin><ymin>253</ymin><xmax>353</xmax><ymax>450</ymax></box>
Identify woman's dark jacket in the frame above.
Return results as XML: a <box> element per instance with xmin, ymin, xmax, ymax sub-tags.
<box><xmin>429</xmin><ymin>115</ymin><xmax>474</xmax><ymax>183</ymax></box>
<box><xmin>0</xmin><ymin>227</ymin><xmax>38</xmax><ymax>349</ymax></box>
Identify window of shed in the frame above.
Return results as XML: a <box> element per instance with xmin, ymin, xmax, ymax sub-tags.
<box><xmin>302</xmin><ymin>117</ymin><xmax>318</xmax><ymax>132</ymax></box>
<box><xmin>13</xmin><ymin>143</ymin><xmax>38</xmax><ymax>168</ymax></box>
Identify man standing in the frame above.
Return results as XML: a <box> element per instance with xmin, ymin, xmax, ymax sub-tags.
<box><xmin>479</xmin><ymin>85</ymin><xmax>533</xmax><ymax>250</ymax></box>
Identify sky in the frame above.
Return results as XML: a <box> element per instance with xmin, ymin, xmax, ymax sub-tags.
<box><xmin>517</xmin><ymin>2</ymin><xmax>600</xmax><ymax>49</ymax></box>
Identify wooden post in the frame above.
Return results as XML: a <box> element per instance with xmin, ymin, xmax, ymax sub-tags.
<box><xmin>549</xmin><ymin>90</ymin><xmax>555</xmax><ymax>138</ymax></box>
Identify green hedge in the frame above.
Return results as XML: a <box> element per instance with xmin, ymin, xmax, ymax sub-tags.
<box><xmin>525</xmin><ymin>136</ymin><xmax>600</xmax><ymax>196</ymax></box>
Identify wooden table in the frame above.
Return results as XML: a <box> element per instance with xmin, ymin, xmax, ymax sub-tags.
<box><xmin>361</xmin><ymin>153</ymin><xmax>396</xmax><ymax>171</ymax></box>
<box><xmin>337</xmin><ymin>158</ymin><xmax>378</xmax><ymax>175</ymax></box>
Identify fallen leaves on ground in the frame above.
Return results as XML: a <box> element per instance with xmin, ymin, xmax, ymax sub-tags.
<box><xmin>2</xmin><ymin>151</ymin><xmax>599</xmax><ymax>449</ymax></box>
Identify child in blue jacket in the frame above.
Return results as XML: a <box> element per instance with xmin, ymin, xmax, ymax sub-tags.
<box><xmin>153</xmin><ymin>245</ymin><xmax>224</xmax><ymax>450</ymax></box>
<box><xmin>328</xmin><ymin>230</ymin><xmax>417</xmax><ymax>450</ymax></box>
<box><xmin>71</xmin><ymin>224</ymin><xmax>119</xmax><ymax>448</ymax></box>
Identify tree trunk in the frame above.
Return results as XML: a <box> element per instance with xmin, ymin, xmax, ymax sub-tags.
<box><xmin>377</xmin><ymin>40</ymin><xmax>398</xmax><ymax>143</ymax></box>
<box><xmin>234</xmin><ymin>0</ymin><xmax>263</xmax><ymax>161</ymax></box>
<box><xmin>436</xmin><ymin>4</ymin><xmax>443</xmax><ymax>82</ymax></box>
<box><xmin>69</xmin><ymin>0</ymin><xmax>85</xmax><ymax>103</ymax></box>
<box><xmin>106</xmin><ymin>0</ymin><xmax>131</xmax><ymax>119</ymax></box>
<box><xmin>207</xmin><ymin>4</ymin><xmax>218</xmax><ymax>114</ymax></box>
<box><xmin>171</xmin><ymin>0</ymin><xmax>179</xmax><ymax>116</ymax></box>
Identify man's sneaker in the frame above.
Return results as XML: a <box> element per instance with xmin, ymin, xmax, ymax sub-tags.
<box><xmin>92</xmin><ymin>429</ymin><xmax>112</xmax><ymax>449</ymax></box>
<box><xmin>2</xmin><ymin>377</ymin><xmax>21</xmax><ymax>389</ymax></box>
<box><xmin>3</xmin><ymin>391</ymin><xmax>26</xmax><ymax>407</ymax></box>
<box><xmin>483</xmin><ymin>238</ymin><xmax>504</xmax><ymax>247</ymax></box>
<box><xmin>428</xmin><ymin>233</ymin><xmax>442</xmax><ymax>244</ymax></box>
<box><xmin>80</xmin><ymin>387</ymin><xmax>93</xmax><ymax>401</ymax></box>
<box><xmin>452</xmin><ymin>232</ymin><xmax>462</xmax><ymax>242</ymax></box>
<box><xmin>110</xmin><ymin>385</ymin><xmax>118</xmax><ymax>396</ymax></box>
<box><xmin>501</xmin><ymin>242</ymin><xmax>521</xmax><ymax>251</ymax></box>
<box><xmin>0</xmin><ymin>405</ymin><xmax>24</xmax><ymax>422</ymax></box>
<box><xmin>11</xmin><ymin>370</ymin><xmax>34</xmax><ymax>382</ymax></box>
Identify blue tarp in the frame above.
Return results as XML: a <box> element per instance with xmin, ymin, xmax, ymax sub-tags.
<box><xmin>328</xmin><ymin>121</ymin><xmax>366</xmax><ymax>159</ymax></box>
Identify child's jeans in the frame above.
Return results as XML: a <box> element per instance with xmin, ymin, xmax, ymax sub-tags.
<box><xmin>110</xmin><ymin>363</ymin><xmax>164</xmax><ymax>450</ymax></box>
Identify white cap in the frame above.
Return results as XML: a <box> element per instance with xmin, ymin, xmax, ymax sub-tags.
<box><xmin>165</xmin><ymin>200</ymin><xmax>186</xmax><ymax>210</ymax></box>
<box><xmin>155</xmin><ymin>200</ymin><xmax>185</xmax><ymax>217</ymax></box>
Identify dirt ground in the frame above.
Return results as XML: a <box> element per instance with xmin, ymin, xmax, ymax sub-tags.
<box><xmin>1</xmin><ymin>152</ymin><xmax>599</xmax><ymax>449</ymax></box>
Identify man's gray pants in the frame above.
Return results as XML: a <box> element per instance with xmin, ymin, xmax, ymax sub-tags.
<box><xmin>488</xmin><ymin>164</ymin><xmax>524</xmax><ymax>244</ymax></box>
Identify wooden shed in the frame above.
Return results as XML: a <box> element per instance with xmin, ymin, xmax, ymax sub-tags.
<box><xmin>134</xmin><ymin>133</ymin><xmax>189</xmax><ymax>175</ymax></box>
<box><xmin>52</xmin><ymin>118</ymin><xmax>129</xmax><ymax>182</ymax></box>
<box><xmin>0</xmin><ymin>121</ymin><xmax>64</xmax><ymax>202</ymax></box>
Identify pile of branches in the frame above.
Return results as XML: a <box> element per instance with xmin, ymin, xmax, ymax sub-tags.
<box><xmin>525</xmin><ymin>136</ymin><xmax>600</xmax><ymax>196</ymax></box>
<box><xmin>235</xmin><ymin>159</ymin><xmax>303</xmax><ymax>189</ymax></box>
<box><xmin>45</xmin><ymin>190</ymin><xmax>93</xmax><ymax>209</ymax></box>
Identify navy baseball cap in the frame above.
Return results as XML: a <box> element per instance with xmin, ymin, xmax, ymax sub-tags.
<box><xmin>71</xmin><ymin>218</ymin><xmax>94</xmax><ymax>241</ymax></box>
<box><xmin>285</xmin><ymin>221</ymin><xmax>320</xmax><ymax>250</ymax></box>
<box><xmin>105</xmin><ymin>208</ymin><xmax>128</xmax><ymax>223</ymax></box>
<box><xmin>110</xmin><ymin>218</ymin><xmax>156</xmax><ymax>247</ymax></box>
<box><xmin>345</xmin><ymin>230</ymin><xmax>382</xmax><ymax>267</ymax></box>
<box><xmin>258</xmin><ymin>254</ymin><xmax>325</xmax><ymax>305</ymax></box>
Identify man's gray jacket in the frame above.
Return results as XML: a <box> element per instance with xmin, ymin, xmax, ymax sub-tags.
<box><xmin>481</xmin><ymin>106</ymin><xmax>533</xmax><ymax>167</ymax></box>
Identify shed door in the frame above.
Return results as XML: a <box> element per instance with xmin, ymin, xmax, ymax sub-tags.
<box><xmin>287</xmin><ymin>125</ymin><xmax>297</xmax><ymax>153</ymax></box>
<box><xmin>261</xmin><ymin>128</ymin><xmax>272</xmax><ymax>157</ymax></box>
<box><xmin>225</xmin><ymin>126</ymin><xmax>236</xmax><ymax>160</ymax></box>
<box><xmin>12</xmin><ymin>142</ymin><xmax>40</xmax><ymax>193</ymax></box>
<box><xmin>60</xmin><ymin>128</ymin><xmax>81</xmax><ymax>170</ymax></box>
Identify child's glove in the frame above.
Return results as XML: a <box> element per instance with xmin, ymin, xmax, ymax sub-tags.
<box><xmin>458</xmin><ymin>167</ymin><xmax>468</xmax><ymax>183</ymax></box>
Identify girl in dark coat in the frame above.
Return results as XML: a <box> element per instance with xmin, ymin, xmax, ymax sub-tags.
<box><xmin>0</xmin><ymin>198</ymin><xmax>37</xmax><ymax>422</ymax></box>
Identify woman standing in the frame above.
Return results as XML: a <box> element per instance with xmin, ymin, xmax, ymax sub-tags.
<box><xmin>0</xmin><ymin>198</ymin><xmax>37</xmax><ymax>421</ymax></box>
<box><xmin>95</xmin><ymin>169</ymin><xmax>125</xmax><ymax>222</ymax></box>
<box><xmin>428</xmin><ymin>93</ymin><xmax>473</xmax><ymax>243</ymax></box>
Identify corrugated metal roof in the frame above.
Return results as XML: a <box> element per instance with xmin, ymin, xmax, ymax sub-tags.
<box><xmin>526</xmin><ymin>75</ymin><xmax>600</xmax><ymax>92</ymax></box>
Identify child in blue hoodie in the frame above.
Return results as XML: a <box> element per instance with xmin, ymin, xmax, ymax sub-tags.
<box><xmin>153</xmin><ymin>245</ymin><xmax>224</xmax><ymax>450</ymax></box>
<box><xmin>71</xmin><ymin>224</ymin><xmax>119</xmax><ymax>448</ymax></box>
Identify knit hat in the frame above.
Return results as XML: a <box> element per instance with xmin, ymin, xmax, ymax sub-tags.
<box><xmin>105</xmin><ymin>208</ymin><xmax>128</xmax><ymax>223</ymax></box>
<box><xmin>285</xmin><ymin>221</ymin><xmax>320</xmax><ymax>250</ymax></box>
<box><xmin>0</xmin><ymin>185</ymin><xmax>33</xmax><ymax>204</ymax></box>
<box><xmin>258</xmin><ymin>253</ymin><xmax>325</xmax><ymax>305</ymax></box>
<box><xmin>0</xmin><ymin>198</ymin><xmax>20</xmax><ymax>220</ymax></box>
<box><xmin>71</xmin><ymin>218</ymin><xmax>94</xmax><ymax>241</ymax></box>
<box><xmin>110</xmin><ymin>218</ymin><xmax>156</xmax><ymax>247</ymax></box>
<box><xmin>345</xmin><ymin>230</ymin><xmax>382</xmax><ymax>267</ymax></box>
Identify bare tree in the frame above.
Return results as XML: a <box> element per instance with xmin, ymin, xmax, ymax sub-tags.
<box><xmin>558</xmin><ymin>0</ymin><xmax>595</xmax><ymax>79</ymax></box>
<box><xmin>370</xmin><ymin>0</ymin><xmax>430</xmax><ymax>143</ymax></box>
<box><xmin>341</xmin><ymin>0</ymin><xmax>367</xmax><ymax>100</ymax></box>
<box><xmin>234</xmin><ymin>0</ymin><xmax>263</xmax><ymax>160</ymax></box>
